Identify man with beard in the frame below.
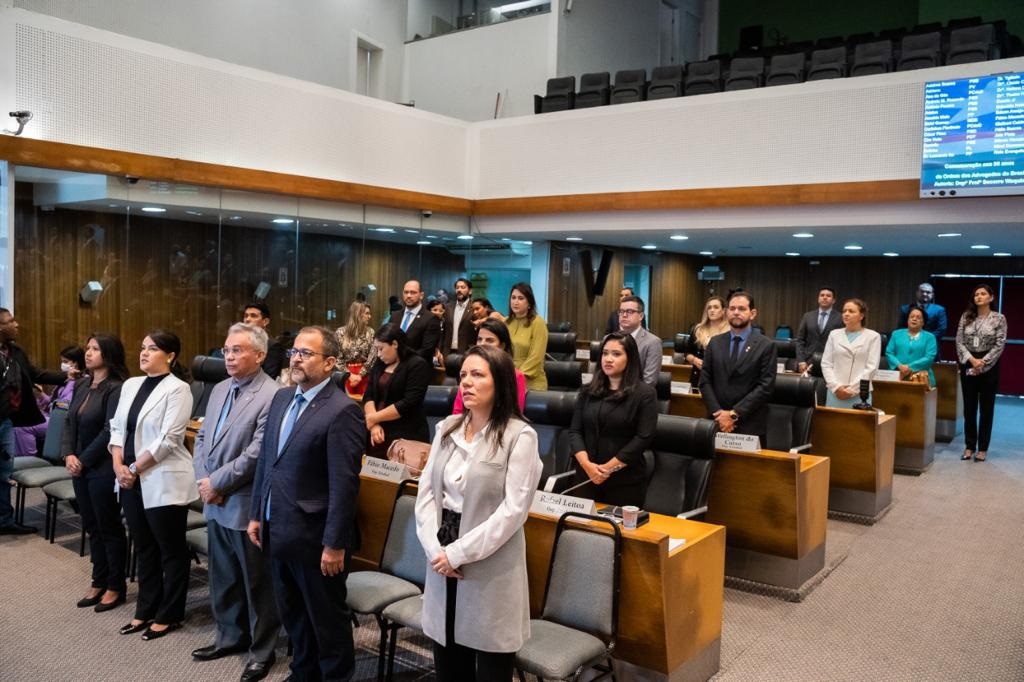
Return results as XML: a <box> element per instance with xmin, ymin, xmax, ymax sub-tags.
<box><xmin>387</xmin><ymin>280</ymin><xmax>441</xmax><ymax>363</ymax></box>
<box><xmin>699</xmin><ymin>291</ymin><xmax>776</xmax><ymax>443</ymax></box>
<box><xmin>442</xmin><ymin>278</ymin><xmax>476</xmax><ymax>355</ymax></box>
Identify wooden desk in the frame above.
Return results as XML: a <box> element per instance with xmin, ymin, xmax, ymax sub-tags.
<box><xmin>933</xmin><ymin>362</ymin><xmax>962</xmax><ymax>443</ymax></box>
<box><xmin>185</xmin><ymin>418</ymin><xmax>202</xmax><ymax>454</ymax></box>
<box><xmin>669</xmin><ymin>392</ymin><xmax>707</xmax><ymax>418</ymax></box>
<box><xmin>705</xmin><ymin>448</ymin><xmax>829</xmax><ymax>594</ymax></box>
<box><xmin>353</xmin><ymin>476</ymin><xmax>726</xmax><ymax>681</ymax></box>
<box><xmin>661</xmin><ymin>363</ymin><xmax>694</xmax><ymax>383</ymax></box>
<box><xmin>872</xmin><ymin>380</ymin><xmax>937</xmax><ymax>474</ymax></box>
<box><xmin>431</xmin><ymin>366</ymin><xmax>447</xmax><ymax>386</ymax></box>
<box><xmin>811</xmin><ymin>408</ymin><xmax>896</xmax><ymax>521</ymax></box>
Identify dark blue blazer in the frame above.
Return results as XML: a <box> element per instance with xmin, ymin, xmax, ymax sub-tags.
<box><xmin>249</xmin><ymin>380</ymin><xmax>366</xmax><ymax>563</ymax></box>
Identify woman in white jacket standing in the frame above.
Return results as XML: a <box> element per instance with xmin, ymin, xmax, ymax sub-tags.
<box><xmin>821</xmin><ymin>299</ymin><xmax>881</xmax><ymax>408</ymax></box>
<box><xmin>109</xmin><ymin>329</ymin><xmax>198</xmax><ymax>641</ymax></box>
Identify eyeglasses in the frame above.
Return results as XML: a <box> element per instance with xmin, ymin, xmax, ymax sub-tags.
<box><xmin>285</xmin><ymin>348</ymin><xmax>324</xmax><ymax>360</ymax></box>
<box><xmin>221</xmin><ymin>346</ymin><xmax>252</xmax><ymax>357</ymax></box>
<box><xmin>618</xmin><ymin>309</ymin><xmax>641</xmax><ymax>317</ymax></box>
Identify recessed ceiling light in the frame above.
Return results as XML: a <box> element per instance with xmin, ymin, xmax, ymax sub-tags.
<box><xmin>883</xmin><ymin>252</ymin><xmax>899</xmax><ymax>257</ymax></box>
<box><xmin>272</xmin><ymin>218</ymin><xmax>293</xmax><ymax>224</ymax></box>
<box><xmin>523</xmin><ymin>241</ymin><xmax>533</xmax><ymax>245</ymax></box>
<box><xmin>140</xmin><ymin>206</ymin><xmax>166</xmax><ymax>213</ymax></box>
<box><xmin>426</xmin><ymin>235</ymin><xmax>438</xmax><ymax>239</ymax></box>
<box><xmin>844</xmin><ymin>244</ymin><xmax>863</xmax><ymax>251</ymax></box>
<box><xmin>970</xmin><ymin>244</ymin><xmax>990</xmax><ymax>250</ymax></box>
<box><xmin>375</xmin><ymin>227</ymin><xmax>395</xmax><ymax>233</ymax></box>
<box><xmin>108</xmin><ymin>203</ymin><xmax>119</xmax><ymax>208</ymax></box>
<box><xmin>500</xmin><ymin>238</ymin><xmax>511</xmax><ymax>242</ymax></box>
<box><xmin>699</xmin><ymin>250</ymin><xmax>714</xmax><ymax>256</ymax></box>
<box><xmin>937</xmin><ymin>232</ymin><xmax>961</xmax><ymax>238</ymax></box>
<box><xmin>404</xmin><ymin>229</ymin><xmax>419</xmax><ymax>234</ymax></box>
<box><xmin>230</xmin><ymin>215</ymin><xmax>242</xmax><ymax>221</ymax></box>
<box><xmin>993</xmin><ymin>252</ymin><xmax>1012</xmax><ymax>257</ymax></box>
<box><xmin>785</xmin><ymin>252</ymin><xmax>800</xmax><ymax>256</ymax></box>
<box><xmin>793</xmin><ymin>232</ymin><xmax>814</xmax><ymax>238</ymax></box>
<box><xmin>457</xmin><ymin>235</ymin><xmax>474</xmax><ymax>241</ymax></box>
<box><xmin>416</xmin><ymin>240</ymin><xmax>430</xmax><ymax>245</ymax></box>
<box><xmin>566</xmin><ymin>237</ymin><xmax>582</xmax><ymax>242</ymax></box>
<box><xmin>670</xmin><ymin>235</ymin><xmax>689</xmax><ymax>241</ymax></box>
<box><xmin>185</xmin><ymin>210</ymin><xmax>202</xmax><ymax>216</ymax></box>
<box><xmin>641</xmin><ymin>244</ymin><xmax>657</xmax><ymax>250</ymax></box>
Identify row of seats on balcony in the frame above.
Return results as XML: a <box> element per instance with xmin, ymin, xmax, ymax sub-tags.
<box><xmin>535</xmin><ymin>20</ymin><xmax>1012</xmax><ymax>112</ymax></box>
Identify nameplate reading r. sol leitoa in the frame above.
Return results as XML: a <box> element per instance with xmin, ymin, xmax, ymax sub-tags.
<box><xmin>530</xmin><ymin>491</ymin><xmax>596</xmax><ymax>519</ymax></box>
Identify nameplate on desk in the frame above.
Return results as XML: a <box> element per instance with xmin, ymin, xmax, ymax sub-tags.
<box><xmin>662</xmin><ymin>355</ymin><xmax>674</xmax><ymax>365</ymax></box>
<box><xmin>671</xmin><ymin>381</ymin><xmax>692</xmax><ymax>395</ymax></box>
<box><xmin>575</xmin><ymin>348</ymin><xmax>591</xmax><ymax>360</ymax></box>
<box><xmin>361</xmin><ymin>457</ymin><xmax>408</xmax><ymax>483</ymax></box>
<box><xmin>874</xmin><ymin>369</ymin><xmax>902</xmax><ymax>382</ymax></box>
<box><xmin>581</xmin><ymin>372</ymin><xmax>593</xmax><ymax>385</ymax></box>
<box><xmin>777</xmin><ymin>362</ymin><xmax>787</xmax><ymax>374</ymax></box>
<box><xmin>530</xmin><ymin>491</ymin><xmax>596</xmax><ymax>519</ymax></box>
<box><xmin>715</xmin><ymin>432</ymin><xmax>761</xmax><ymax>452</ymax></box>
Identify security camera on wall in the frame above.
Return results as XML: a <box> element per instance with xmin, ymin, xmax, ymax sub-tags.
<box><xmin>253</xmin><ymin>281</ymin><xmax>271</xmax><ymax>300</ymax></box>
<box><xmin>79</xmin><ymin>281</ymin><xmax>103</xmax><ymax>304</ymax></box>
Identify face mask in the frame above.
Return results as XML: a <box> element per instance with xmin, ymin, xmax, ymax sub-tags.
<box><xmin>60</xmin><ymin>362</ymin><xmax>73</xmax><ymax>373</ymax></box>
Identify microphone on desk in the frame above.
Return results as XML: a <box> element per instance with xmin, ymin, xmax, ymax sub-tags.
<box><xmin>853</xmin><ymin>379</ymin><xmax>873</xmax><ymax>411</ymax></box>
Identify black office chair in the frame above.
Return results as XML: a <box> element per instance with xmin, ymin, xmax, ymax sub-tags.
<box><xmin>534</xmin><ymin>76</ymin><xmax>576</xmax><ymax>114</ymax></box>
<box><xmin>642</xmin><ymin>414</ymin><xmax>717</xmax><ymax>519</ymax></box>
<box><xmin>775</xmin><ymin>325</ymin><xmax>793</xmax><ymax>340</ymax></box>
<box><xmin>190</xmin><ymin>355</ymin><xmax>228</xmax><ymax>419</ymax></box>
<box><xmin>898</xmin><ymin>31</ymin><xmax>942</xmax><ymax>70</ymax></box>
<box><xmin>654</xmin><ymin>370</ymin><xmax>671</xmax><ymax>415</ymax></box>
<box><xmin>947</xmin><ymin>24</ymin><xmax>1000</xmax><ymax>64</ymax></box>
<box><xmin>576</xmin><ymin>72</ymin><xmax>611</xmax><ymax>108</ymax></box>
<box><xmin>442</xmin><ymin>352</ymin><xmax>464</xmax><ymax>386</ymax></box>
<box><xmin>610</xmin><ymin>69</ymin><xmax>647</xmax><ymax>104</ymax></box>
<box><xmin>851</xmin><ymin>40</ymin><xmax>894</xmax><ymax>76</ymax></box>
<box><xmin>423</xmin><ymin>385</ymin><xmax>458</xmax><ymax>440</ymax></box>
<box><xmin>544</xmin><ymin>360</ymin><xmax>582</xmax><ymax>391</ymax></box>
<box><xmin>545</xmin><ymin>332</ymin><xmax>577</xmax><ymax>361</ymax></box>
<box><xmin>765</xmin><ymin>374</ymin><xmax>818</xmax><ymax>453</ymax></box>
<box><xmin>524</xmin><ymin>390</ymin><xmax>576</xmax><ymax>484</ymax></box>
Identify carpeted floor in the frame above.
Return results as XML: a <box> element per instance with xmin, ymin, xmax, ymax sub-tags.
<box><xmin>2</xmin><ymin>398</ymin><xmax>1022</xmax><ymax>681</ymax></box>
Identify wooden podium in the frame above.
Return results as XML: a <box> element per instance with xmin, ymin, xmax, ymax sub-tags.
<box><xmin>811</xmin><ymin>408</ymin><xmax>896</xmax><ymax>521</ymax></box>
<box><xmin>353</xmin><ymin>475</ymin><xmax>726</xmax><ymax>681</ymax></box>
<box><xmin>933</xmin><ymin>362</ymin><xmax>962</xmax><ymax>443</ymax></box>
<box><xmin>872</xmin><ymin>380</ymin><xmax>937</xmax><ymax>474</ymax></box>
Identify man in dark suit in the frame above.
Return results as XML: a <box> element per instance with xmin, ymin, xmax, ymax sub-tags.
<box><xmin>247</xmin><ymin>326</ymin><xmax>365</xmax><ymax>682</ymax></box>
<box><xmin>604</xmin><ymin>287</ymin><xmax>648</xmax><ymax>335</ymax></box>
<box><xmin>795</xmin><ymin>287</ymin><xmax>843</xmax><ymax>373</ymax></box>
<box><xmin>243</xmin><ymin>303</ymin><xmax>287</xmax><ymax>380</ymax></box>
<box><xmin>193</xmin><ymin>323</ymin><xmax>281</xmax><ymax>682</ymax></box>
<box><xmin>699</xmin><ymin>292</ymin><xmax>777</xmax><ymax>442</ymax></box>
<box><xmin>897</xmin><ymin>282</ymin><xmax>948</xmax><ymax>339</ymax></box>
<box><xmin>388</xmin><ymin>280</ymin><xmax>441</xmax><ymax>363</ymax></box>
<box><xmin>441</xmin><ymin>277</ymin><xmax>476</xmax><ymax>355</ymax></box>
<box><xmin>0</xmin><ymin>308</ymin><xmax>67</xmax><ymax>535</ymax></box>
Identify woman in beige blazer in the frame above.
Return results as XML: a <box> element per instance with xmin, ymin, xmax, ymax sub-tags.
<box><xmin>415</xmin><ymin>345</ymin><xmax>542</xmax><ymax>681</ymax></box>
<box><xmin>109</xmin><ymin>330</ymin><xmax>198</xmax><ymax>641</ymax></box>
<box><xmin>821</xmin><ymin>299</ymin><xmax>882</xmax><ymax>408</ymax></box>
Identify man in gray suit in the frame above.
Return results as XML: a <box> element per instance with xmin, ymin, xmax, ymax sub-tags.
<box><xmin>618</xmin><ymin>295</ymin><xmax>662</xmax><ymax>385</ymax></box>
<box><xmin>795</xmin><ymin>287</ymin><xmax>843</xmax><ymax>373</ymax></box>
<box><xmin>192</xmin><ymin>323</ymin><xmax>281</xmax><ymax>682</ymax></box>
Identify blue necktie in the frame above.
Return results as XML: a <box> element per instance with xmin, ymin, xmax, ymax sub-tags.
<box><xmin>401</xmin><ymin>310</ymin><xmax>413</xmax><ymax>332</ymax></box>
<box><xmin>819</xmin><ymin>311</ymin><xmax>827</xmax><ymax>333</ymax></box>
<box><xmin>277</xmin><ymin>393</ymin><xmax>306</xmax><ymax>458</ymax></box>
<box><xmin>212</xmin><ymin>384</ymin><xmax>238</xmax><ymax>441</ymax></box>
<box><xmin>730</xmin><ymin>335</ymin><xmax>742</xmax><ymax>364</ymax></box>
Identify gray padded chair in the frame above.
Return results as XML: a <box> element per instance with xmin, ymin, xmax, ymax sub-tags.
<box><xmin>724</xmin><ymin>56</ymin><xmax>765</xmax><ymax>91</ymax></box>
<box><xmin>41</xmin><ymin>478</ymin><xmax>84</xmax><ymax>554</ymax></box>
<box><xmin>610</xmin><ymin>69</ymin><xmax>647</xmax><ymax>104</ymax></box>
<box><xmin>12</xmin><ymin>406</ymin><xmax>71</xmax><ymax>524</ymax></box>
<box><xmin>185</xmin><ymin>527</ymin><xmax>209</xmax><ymax>560</ymax></box>
<box><xmin>807</xmin><ymin>46</ymin><xmax>848</xmax><ymax>81</ymax></box>
<box><xmin>535</xmin><ymin>76</ymin><xmax>576</xmax><ymax>113</ymax></box>
<box><xmin>766</xmin><ymin>52</ymin><xmax>806</xmax><ymax>86</ymax></box>
<box><xmin>647</xmin><ymin>65</ymin><xmax>684</xmax><ymax>100</ymax></box>
<box><xmin>12</xmin><ymin>456</ymin><xmax>50</xmax><ymax>472</ymax></box>
<box><xmin>575</xmin><ymin>72</ymin><xmax>611</xmax><ymax>108</ymax></box>
<box><xmin>898</xmin><ymin>32</ymin><xmax>942</xmax><ymax>71</ymax></box>
<box><xmin>946</xmin><ymin>24</ymin><xmax>999</xmax><ymax>65</ymax></box>
<box><xmin>515</xmin><ymin>512</ymin><xmax>622</xmax><ymax>682</ymax></box>
<box><xmin>684</xmin><ymin>59</ymin><xmax>722</xmax><ymax>95</ymax></box>
<box><xmin>346</xmin><ymin>485</ymin><xmax>426</xmax><ymax>682</ymax></box>
<box><xmin>851</xmin><ymin>40</ymin><xmax>893</xmax><ymax>76</ymax></box>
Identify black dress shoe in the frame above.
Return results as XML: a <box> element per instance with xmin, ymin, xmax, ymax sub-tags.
<box><xmin>0</xmin><ymin>523</ymin><xmax>37</xmax><ymax>535</ymax></box>
<box><xmin>94</xmin><ymin>593</ymin><xmax>126</xmax><ymax>612</ymax></box>
<box><xmin>77</xmin><ymin>591</ymin><xmax>104</xmax><ymax>608</ymax></box>
<box><xmin>119</xmin><ymin>620</ymin><xmax>152</xmax><ymax>635</ymax></box>
<box><xmin>239</xmin><ymin>656</ymin><xmax>275</xmax><ymax>682</ymax></box>
<box><xmin>141</xmin><ymin>622</ymin><xmax>182</xmax><ymax>641</ymax></box>
<box><xmin>191</xmin><ymin>643</ymin><xmax>250</xmax><ymax>661</ymax></box>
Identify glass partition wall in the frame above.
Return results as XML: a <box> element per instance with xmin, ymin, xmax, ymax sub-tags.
<box><xmin>11</xmin><ymin>165</ymin><xmax>525</xmax><ymax>371</ymax></box>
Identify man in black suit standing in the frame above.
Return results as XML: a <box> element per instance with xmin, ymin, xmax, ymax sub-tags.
<box><xmin>699</xmin><ymin>291</ymin><xmax>777</xmax><ymax>442</ymax></box>
<box><xmin>243</xmin><ymin>303</ymin><xmax>287</xmax><ymax>380</ymax></box>
<box><xmin>247</xmin><ymin>326</ymin><xmax>365</xmax><ymax>681</ymax></box>
<box><xmin>795</xmin><ymin>287</ymin><xmax>843</xmax><ymax>373</ymax></box>
<box><xmin>441</xmin><ymin>277</ymin><xmax>476</xmax><ymax>356</ymax></box>
<box><xmin>388</xmin><ymin>280</ymin><xmax>441</xmax><ymax>363</ymax></box>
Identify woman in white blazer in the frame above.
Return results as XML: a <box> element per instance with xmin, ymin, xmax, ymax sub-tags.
<box><xmin>108</xmin><ymin>330</ymin><xmax>198</xmax><ymax>641</ymax></box>
<box><xmin>821</xmin><ymin>298</ymin><xmax>882</xmax><ymax>408</ymax></box>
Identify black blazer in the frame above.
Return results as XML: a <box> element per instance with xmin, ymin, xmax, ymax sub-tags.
<box><xmin>441</xmin><ymin>301</ymin><xmax>476</xmax><ymax>354</ymax></box>
<box><xmin>568</xmin><ymin>382</ymin><xmax>658</xmax><ymax>486</ymax></box>
<box><xmin>249</xmin><ymin>381</ymin><xmax>366</xmax><ymax>562</ymax></box>
<box><xmin>388</xmin><ymin>309</ymin><xmax>441</xmax><ymax>362</ymax></box>
<box><xmin>1</xmin><ymin>343</ymin><xmax>66</xmax><ymax>426</ymax></box>
<box><xmin>362</xmin><ymin>354</ymin><xmax>431</xmax><ymax>443</ymax></box>
<box><xmin>262</xmin><ymin>340</ymin><xmax>287</xmax><ymax>380</ymax></box>
<box><xmin>60</xmin><ymin>377</ymin><xmax>123</xmax><ymax>478</ymax></box>
<box><xmin>795</xmin><ymin>309</ymin><xmax>843</xmax><ymax>364</ymax></box>
<box><xmin>699</xmin><ymin>330</ymin><xmax>777</xmax><ymax>437</ymax></box>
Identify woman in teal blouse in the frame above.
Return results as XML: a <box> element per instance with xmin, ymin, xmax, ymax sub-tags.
<box><xmin>886</xmin><ymin>305</ymin><xmax>938</xmax><ymax>386</ymax></box>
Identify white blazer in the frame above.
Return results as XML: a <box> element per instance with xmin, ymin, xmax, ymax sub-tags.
<box><xmin>109</xmin><ymin>374</ymin><xmax>199</xmax><ymax>509</ymax></box>
<box><xmin>821</xmin><ymin>328</ymin><xmax>882</xmax><ymax>395</ymax></box>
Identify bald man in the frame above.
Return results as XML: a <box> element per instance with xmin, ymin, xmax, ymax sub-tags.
<box><xmin>388</xmin><ymin>280</ymin><xmax>441</xmax><ymax>362</ymax></box>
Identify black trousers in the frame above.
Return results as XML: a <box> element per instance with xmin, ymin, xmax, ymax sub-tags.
<box><xmin>961</xmin><ymin>361</ymin><xmax>1000</xmax><ymax>451</ymax></box>
<box><xmin>267</xmin><ymin>523</ymin><xmax>354</xmax><ymax>682</ymax></box>
<box><xmin>431</xmin><ymin>577</ymin><xmax>514</xmax><ymax>682</ymax></box>
<box><xmin>73</xmin><ymin>473</ymin><xmax>126</xmax><ymax>592</ymax></box>
<box><xmin>119</xmin><ymin>486</ymin><xmax>190</xmax><ymax>624</ymax></box>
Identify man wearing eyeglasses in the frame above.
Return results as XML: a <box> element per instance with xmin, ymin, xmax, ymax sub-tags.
<box><xmin>617</xmin><ymin>295</ymin><xmax>662</xmax><ymax>385</ymax></box>
<box><xmin>604</xmin><ymin>287</ymin><xmax>647</xmax><ymax>335</ymax></box>
<box><xmin>248</xmin><ymin>326</ymin><xmax>365</xmax><ymax>682</ymax></box>
<box><xmin>192</xmin><ymin>323</ymin><xmax>281</xmax><ymax>681</ymax></box>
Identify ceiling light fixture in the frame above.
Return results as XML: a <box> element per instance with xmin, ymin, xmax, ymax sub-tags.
<box><xmin>416</xmin><ymin>240</ymin><xmax>431</xmax><ymax>245</ymax></box>
<box><xmin>140</xmin><ymin>206</ymin><xmax>166</xmax><ymax>213</ymax></box>
<box><xmin>670</xmin><ymin>235</ymin><xmax>689</xmax><ymax>241</ymax></box>
<box><xmin>883</xmin><ymin>252</ymin><xmax>899</xmax><ymax>257</ymax></box>
<box><xmin>937</xmin><ymin>232</ymin><xmax>962</xmax><ymax>237</ymax></box>
<box><xmin>785</xmin><ymin>252</ymin><xmax>800</xmax><ymax>256</ymax></box>
<box><xmin>699</xmin><ymin>250</ymin><xmax>714</xmax><ymax>256</ymax></box>
<box><xmin>457</xmin><ymin>235</ymin><xmax>474</xmax><ymax>241</ymax></box>
<box><xmin>844</xmin><ymin>244</ymin><xmax>863</xmax><ymax>251</ymax></box>
<box><xmin>970</xmin><ymin>244</ymin><xmax>990</xmax><ymax>250</ymax></box>
<box><xmin>993</xmin><ymin>252</ymin><xmax>1012</xmax><ymax>256</ymax></box>
<box><xmin>641</xmin><ymin>244</ymin><xmax>657</xmax><ymax>250</ymax></box>
<box><xmin>272</xmin><ymin>218</ymin><xmax>294</xmax><ymax>224</ymax></box>
<box><xmin>793</xmin><ymin>232</ymin><xmax>814</xmax><ymax>238</ymax></box>
<box><xmin>566</xmin><ymin>237</ymin><xmax>582</xmax><ymax>241</ymax></box>
<box><xmin>375</xmin><ymin>227</ymin><xmax>395</xmax><ymax>233</ymax></box>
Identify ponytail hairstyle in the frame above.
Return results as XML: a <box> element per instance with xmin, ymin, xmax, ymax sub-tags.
<box><xmin>146</xmin><ymin>329</ymin><xmax>190</xmax><ymax>382</ymax></box>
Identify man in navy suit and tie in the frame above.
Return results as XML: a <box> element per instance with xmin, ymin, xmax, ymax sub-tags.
<box><xmin>248</xmin><ymin>326</ymin><xmax>365</xmax><ymax>681</ymax></box>
<box><xmin>388</xmin><ymin>279</ymin><xmax>441</xmax><ymax>362</ymax></box>
<box><xmin>795</xmin><ymin>287</ymin><xmax>843</xmax><ymax>373</ymax></box>
<box><xmin>699</xmin><ymin>291</ymin><xmax>777</xmax><ymax>442</ymax></box>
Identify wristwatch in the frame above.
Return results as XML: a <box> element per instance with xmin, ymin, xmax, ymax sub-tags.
<box><xmin>128</xmin><ymin>463</ymin><xmax>138</xmax><ymax>476</ymax></box>
<box><xmin>729</xmin><ymin>410</ymin><xmax>739</xmax><ymax>422</ymax></box>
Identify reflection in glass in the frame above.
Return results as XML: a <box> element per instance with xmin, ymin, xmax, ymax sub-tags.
<box><xmin>407</xmin><ymin>0</ymin><xmax>551</xmax><ymax>41</ymax></box>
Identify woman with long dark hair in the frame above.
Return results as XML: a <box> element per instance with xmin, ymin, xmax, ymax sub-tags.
<box><xmin>568</xmin><ymin>331</ymin><xmax>658</xmax><ymax>506</ymax></box>
<box><xmin>955</xmin><ymin>284</ymin><xmax>1007</xmax><ymax>462</ymax></box>
<box><xmin>63</xmin><ymin>333</ymin><xmax>130</xmax><ymax>612</ymax></box>
<box><xmin>452</xmin><ymin>318</ymin><xmax>526</xmax><ymax>414</ymax></box>
<box><xmin>415</xmin><ymin>345</ymin><xmax>542</xmax><ymax>681</ymax></box>
<box><xmin>363</xmin><ymin>323</ymin><xmax>431</xmax><ymax>457</ymax></box>
<box><xmin>109</xmin><ymin>329</ymin><xmax>198</xmax><ymax>640</ymax></box>
<box><xmin>505</xmin><ymin>282</ymin><xmax>548</xmax><ymax>390</ymax></box>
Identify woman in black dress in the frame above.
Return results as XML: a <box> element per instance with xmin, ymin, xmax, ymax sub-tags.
<box><xmin>569</xmin><ymin>331</ymin><xmax>658</xmax><ymax>507</ymax></box>
<box><xmin>63</xmin><ymin>333</ymin><xmax>129</xmax><ymax>612</ymax></box>
<box><xmin>363</xmin><ymin>324</ymin><xmax>432</xmax><ymax>458</ymax></box>
<box><xmin>681</xmin><ymin>295</ymin><xmax>729</xmax><ymax>386</ymax></box>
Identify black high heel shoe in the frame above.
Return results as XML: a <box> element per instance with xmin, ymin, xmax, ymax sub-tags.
<box><xmin>119</xmin><ymin>620</ymin><xmax>152</xmax><ymax>635</ymax></box>
<box><xmin>961</xmin><ymin>449</ymin><xmax>974</xmax><ymax>461</ymax></box>
<box><xmin>141</xmin><ymin>622</ymin><xmax>182</xmax><ymax>641</ymax></box>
